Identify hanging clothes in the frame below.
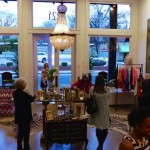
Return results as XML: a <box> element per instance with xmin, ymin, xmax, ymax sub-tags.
<box><xmin>117</xmin><ymin>66</ymin><xmax>138</xmax><ymax>93</ymax></box>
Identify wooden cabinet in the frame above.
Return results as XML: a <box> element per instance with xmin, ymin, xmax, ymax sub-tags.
<box><xmin>39</xmin><ymin>99</ymin><xmax>88</xmax><ymax>149</ymax></box>
<box><xmin>44</xmin><ymin>119</ymin><xmax>88</xmax><ymax>150</ymax></box>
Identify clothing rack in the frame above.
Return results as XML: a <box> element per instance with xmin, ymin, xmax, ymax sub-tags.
<box><xmin>114</xmin><ymin>64</ymin><xmax>143</xmax><ymax>110</ymax></box>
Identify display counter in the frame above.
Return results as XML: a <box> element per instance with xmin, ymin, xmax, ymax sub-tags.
<box><xmin>109</xmin><ymin>88</ymin><xmax>136</xmax><ymax>107</ymax></box>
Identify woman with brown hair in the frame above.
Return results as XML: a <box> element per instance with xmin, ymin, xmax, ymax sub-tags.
<box><xmin>88</xmin><ymin>75</ymin><xmax>110</xmax><ymax>150</ymax></box>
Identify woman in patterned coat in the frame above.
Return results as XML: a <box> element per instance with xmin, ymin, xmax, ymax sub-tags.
<box><xmin>119</xmin><ymin>107</ymin><xmax>150</xmax><ymax>150</ymax></box>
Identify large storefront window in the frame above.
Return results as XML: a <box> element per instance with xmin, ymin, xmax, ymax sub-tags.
<box><xmin>0</xmin><ymin>35</ymin><xmax>18</xmax><ymax>86</ymax></box>
<box><xmin>34</xmin><ymin>36</ymin><xmax>72</xmax><ymax>90</ymax></box>
<box><xmin>0</xmin><ymin>0</ymin><xmax>17</xmax><ymax>27</ymax></box>
<box><xmin>33</xmin><ymin>2</ymin><xmax>76</xmax><ymax>28</ymax></box>
<box><xmin>90</xmin><ymin>3</ymin><xmax>130</xmax><ymax>29</ymax></box>
<box><xmin>59</xmin><ymin>48</ymin><xmax>72</xmax><ymax>88</ymax></box>
<box><xmin>89</xmin><ymin>36</ymin><xmax>129</xmax><ymax>83</ymax></box>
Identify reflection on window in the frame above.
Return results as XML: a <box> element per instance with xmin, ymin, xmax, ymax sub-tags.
<box><xmin>0</xmin><ymin>1</ymin><xmax>17</xmax><ymax>27</ymax></box>
<box><xmin>36</xmin><ymin>39</ymin><xmax>72</xmax><ymax>90</ymax></box>
<box><xmin>33</xmin><ymin>2</ymin><xmax>75</xmax><ymax>28</ymax></box>
<box><xmin>90</xmin><ymin>3</ymin><xmax>130</xmax><ymax>29</ymax></box>
<box><xmin>118</xmin><ymin>5</ymin><xmax>130</xmax><ymax>29</ymax></box>
<box><xmin>0</xmin><ymin>35</ymin><xmax>18</xmax><ymax>85</ymax></box>
<box><xmin>59</xmin><ymin>48</ymin><xmax>72</xmax><ymax>88</ymax></box>
<box><xmin>89</xmin><ymin>36</ymin><xmax>129</xmax><ymax>83</ymax></box>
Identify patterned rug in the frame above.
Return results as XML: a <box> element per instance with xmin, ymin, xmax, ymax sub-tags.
<box><xmin>0</xmin><ymin>114</ymin><xmax>128</xmax><ymax>139</ymax></box>
<box><xmin>0</xmin><ymin>113</ymin><xmax>42</xmax><ymax>138</ymax></box>
<box><xmin>109</xmin><ymin>114</ymin><xmax>129</xmax><ymax>135</ymax></box>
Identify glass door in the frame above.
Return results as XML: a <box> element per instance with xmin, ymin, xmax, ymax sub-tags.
<box><xmin>33</xmin><ymin>34</ymin><xmax>72</xmax><ymax>92</ymax></box>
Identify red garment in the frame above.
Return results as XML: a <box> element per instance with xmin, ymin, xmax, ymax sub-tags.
<box><xmin>71</xmin><ymin>80</ymin><xmax>94</xmax><ymax>94</ymax></box>
<box><xmin>119</xmin><ymin>68</ymin><xmax>126</xmax><ymax>93</ymax></box>
<box><xmin>137</xmin><ymin>77</ymin><xmax>143</xmax><ymax>96</ymax></box>
<box><xmin>117</xmin><ymin>67</ymin><xmax>138</xmax><ymax>93</ymax></box>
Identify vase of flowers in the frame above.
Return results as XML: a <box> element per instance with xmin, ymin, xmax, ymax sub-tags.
<box><xmin>47</xmin><ymin>67</ymin><xmax>57</xmax><ymax>92</ymax></box>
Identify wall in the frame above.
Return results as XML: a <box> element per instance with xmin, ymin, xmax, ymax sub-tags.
<box><xmin>137</xmin><ymin>0</ymin><xmax>150</xmax><ymax>74</ymax></box>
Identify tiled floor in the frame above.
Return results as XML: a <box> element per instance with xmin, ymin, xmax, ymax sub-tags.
<box><xmin>0</xmin><ymin>103</ymin><xmax>134</xmax><ymax>150</ymax></box>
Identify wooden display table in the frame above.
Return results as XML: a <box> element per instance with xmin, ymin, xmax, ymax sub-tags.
<box><xmin>39</xmin><ymin>99</ymin><xmax>88</xmax><ymax>150</ymax></box>
<box><xmin>44</xmin><ymin>119</ymin><xmax>88</xmax><ymax>150</ymax></box>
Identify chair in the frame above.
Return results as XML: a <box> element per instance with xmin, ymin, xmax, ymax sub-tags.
<box><xmin>98</xmin><ymin>71</ymin><xmax>108</xmax><ymax>85</ymax></box>
<box><xmin>2</xmin><ymin>72</ymin><xmax>14</xmax><ymax>88</ymax></box>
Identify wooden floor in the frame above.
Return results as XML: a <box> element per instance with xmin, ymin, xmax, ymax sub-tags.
<box><xmin>0</xmin><ymin>103</ymin><xmax>134</xmax><ymax>150</ymax></box>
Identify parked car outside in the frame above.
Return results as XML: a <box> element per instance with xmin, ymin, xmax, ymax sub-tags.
<box><xmin>91</xmin><ymin>58</ymin><xmax>107</xmax><ymax>66</ymax></box>
<box><xmin>37</xmin><ymin>52</ymin><xmax>48</xmax><ymax>63</ymax></box>
<box><xmin>0</xmin><ymin>58</ymin><xmax>16</xmax><ymax>67</ymax></box>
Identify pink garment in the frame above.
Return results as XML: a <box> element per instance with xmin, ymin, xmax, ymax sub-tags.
<box><xmin>41</xmin><ymin>68</ymin><xmax>48</xmax><ymax>85</ymax></box>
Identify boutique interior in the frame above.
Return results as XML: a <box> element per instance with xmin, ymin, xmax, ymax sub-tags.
<box><xmin>0</xmin><ymin>0</ymin><xmax>150</xmax><ymax>150</ymax></box>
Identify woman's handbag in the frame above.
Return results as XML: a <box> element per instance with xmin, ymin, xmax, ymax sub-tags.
<box><xmin>86</xmin><ymin>93</ymin><xmax>97</xmax><ymax>114</ymax></box>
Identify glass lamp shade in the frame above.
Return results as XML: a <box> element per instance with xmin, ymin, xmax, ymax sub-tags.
<box><xmin>49</xmin><ymin>4</ymin><xmax>74</xmax><ymax>52</ymax></box>
<box><xmin>50</xmin><ymin>33</ymin><xmax>74</xmax><ymax>52</ymax></box>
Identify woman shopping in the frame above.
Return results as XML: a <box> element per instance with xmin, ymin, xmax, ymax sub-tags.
<box><xmin>88</xmin><ymin>75</ymin><xmax>110</xmax><ymax>150</ymax></box>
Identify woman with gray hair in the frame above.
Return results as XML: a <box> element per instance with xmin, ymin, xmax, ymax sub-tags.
<box><xmin>13</xmin><ymin>77</ymin><xmax>36</xmax><ymax>150</ymax></box>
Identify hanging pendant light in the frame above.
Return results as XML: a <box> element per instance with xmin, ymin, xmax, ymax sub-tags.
<box><xmin>49</xmin><ymin>2</ymin><xmax>74</xmax><ymax>52</ymax></box>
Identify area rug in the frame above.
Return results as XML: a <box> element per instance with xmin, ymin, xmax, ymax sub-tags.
<box><xmin>109</xmin><ymin>114</ymin><xmax>129</xmax><ymax>135</ymax></box>
<box><xmin>0</xmin><ymin>113</ymin><xmax>42</xmax><ymax>138</ymax></box>
<box><xmin>88</xmin><ymin>114</ymin><xmax>129</xmax><ymax>135</ymax></box>
<box><xmin>0</xmin><ymin>114</ymin><xmax>129</xmax><ymax>139</ymax></box>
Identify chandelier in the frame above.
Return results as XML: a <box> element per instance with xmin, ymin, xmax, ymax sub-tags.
<box><xmin>49</xmin><ymin>3</ymin><xmax>74</xmax><ymax>52</ymax></box>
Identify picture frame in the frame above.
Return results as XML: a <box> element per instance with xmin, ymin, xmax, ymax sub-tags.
<box><xmin>47</xmin><ymin>104</ymin><xmax>58</xmax><ymax>116</ymax></box>
<box><xmin>37</xmin><ymin>90</ymin><xmax>44</xmax><ymax>100</ymax></box>
<box><xmin>78</xmin><ymin>90</ymin><xmax>85</xmax><ymax>100</ymax></box>
<box><xmin>66</xmin><ymin>92</ymin><xmax>72</xmax><ymax>100</ymax></box>
<box><xmin>71</xmin><ymin>90</ymin><xmax>77</xmax><ymax>100</ymax></box>
<box><xmin>46</xmin><ymin>110</ymin><xmax>54</xmax><ymax>121</ymax></box>
<box><xmin>73</xmin><ymin>102</ymin><xmax>85</xmax><ymax>117</ymax></box>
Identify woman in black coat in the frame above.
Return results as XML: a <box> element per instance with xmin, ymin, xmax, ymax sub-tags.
<box><xmin>13</xmin><ymin>78</ymin><xmax>35</xmax><ymax>150</ymax></box>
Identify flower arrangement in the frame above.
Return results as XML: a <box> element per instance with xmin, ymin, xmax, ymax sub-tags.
<box><xmin>47</xmin><ymin>67</ymin><xmax>58</xmax><ymax>78</ymax></box>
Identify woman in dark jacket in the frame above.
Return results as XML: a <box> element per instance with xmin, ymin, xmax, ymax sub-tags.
<box><xmin>13</xmin><ymin>77</ymin><xmax>35</xmax><ymax>150</ymax></box>
<box><xmin>138</xmin><ymin>79</ymin><xmax>150</xmax><ymax>108</ymax></box>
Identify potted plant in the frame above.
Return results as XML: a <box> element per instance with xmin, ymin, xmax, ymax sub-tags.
<box><xmin>47</xmin><ymin>67</ymin><xmax>58</xmax><ymax>79</ymax></box>
<box><xmin>47</xmin><ymin>67</ymin><xmax>58</xmax><ymax>91</ymax></box>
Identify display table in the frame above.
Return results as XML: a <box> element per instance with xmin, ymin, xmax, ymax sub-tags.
<box><xmin>109</xmin><ymin>88</ymin><xmax>136</xmax><ymax>110</ymax></box>
<box><xmin>45</xmin><ymin>119</ymin><xmax>88</xmax><ymax>150</ymax></box>
<box><xmin>38</xmin><ymin>99</ymin><xmax>88</xmax><ymax>150</ymax></box>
